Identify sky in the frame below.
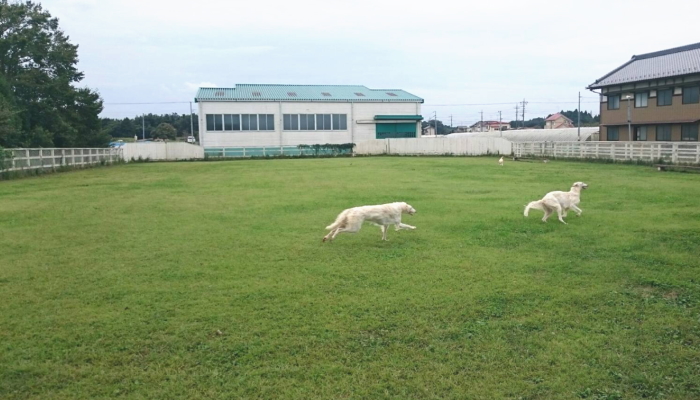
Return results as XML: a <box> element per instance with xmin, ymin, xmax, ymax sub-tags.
<box><xmin>41</xmin><ymin>0</ymin><xmax>700</xmax><ymax>125</ymax></box>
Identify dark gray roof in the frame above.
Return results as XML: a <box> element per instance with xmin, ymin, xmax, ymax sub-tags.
<box><xmin>588</xmin><ymin>42</ymin><xmax>700</xmax><ymax>89</ymax></box>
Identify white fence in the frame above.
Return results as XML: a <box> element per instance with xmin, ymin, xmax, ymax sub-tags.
<box><xmin>355</xmin><ymin>137</ymin><xmax>512</xmax><ymax>156</ymax></box>
<box><xmin>121</xmin><ymin>142</ymin><xmax>204</xmax><ymax>162</ymax></box>
<box><xmin>513</xmin><ymin>141</ymin><xmax>700</xmax><ymax>164</ymax></box>
<box><xmin>1</xmin><ymin>148</ymin><xmax>122</xmax><ymax>172</ymax></box>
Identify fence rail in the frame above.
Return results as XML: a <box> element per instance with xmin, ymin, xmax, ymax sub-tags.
<box><xmin>204</xmin><ymin>146</ymin><xmax>351</xmax><ymax>157</ymax></box>
<box><xmin>513</xmin><ymin>141</ymin><xmax>700</xmax><ymax>164</ymax></box>
<box><xmin>1</xmin><ymin>148</ymin><xmax>122</xmax><ymax>172</ymax></box>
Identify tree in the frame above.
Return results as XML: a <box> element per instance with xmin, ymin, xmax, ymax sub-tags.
<box><xmin>422</xmin><ymin>119</ymin><xmax>452</xmax><ymax>135</ymax></box>
<box><xmin>0</xmin><ymin>1</ymin><xmax>106</xmax><ymax>147</ymax></box>
<box><xmin>151</xmin><ymin>123</ymin><xmax>177</xmax><ymax>140</ymax></box>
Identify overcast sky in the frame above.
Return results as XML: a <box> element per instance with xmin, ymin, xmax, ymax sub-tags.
<box><xmin>42</xmin><ymin>0</ymin><xmax>700</xmax><ymax>125</ymax></box>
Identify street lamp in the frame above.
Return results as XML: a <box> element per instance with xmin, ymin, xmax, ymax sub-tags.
<box><xmin>625</xmin><ymin>95</ymin><xmax>632</xmax><ymax>141</ymax></box>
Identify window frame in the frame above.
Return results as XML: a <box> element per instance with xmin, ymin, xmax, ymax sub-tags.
<box><xmin>683</xmin><ymin>86</ymin><xmax>700</xmax><ymax>104</ymax></box>
<box><xmin>607</xmin><ymin>126</ymin><xmax>619</xmax><ymax>141</ymax></box>
<box><xmin>607</xmin><ymin>95</ymin><xmax>620</xmax><ymax>110</ymax></box>
<box><xmin>681</xmin><ymin>123</ymin><xmax>699</xmax><ymax>141</ymax></box>
<box><xmin>656</xmin><ymin>125</ymin><xmax>672</xmax><ymax>141</ymax></box>
<box><xmin>634</xmin><ymin>91</ymin><xmax>648</xmax><ymax>108</ymax></box>
<box><xmin>635</xmin><ymin>126</ymin><xmax>648</xmax><ymax>141</ymax></box>
<box><xmin>657</xmin><ymin>88</ymin><xmax>673</xmax><ymax>106</ymax></box>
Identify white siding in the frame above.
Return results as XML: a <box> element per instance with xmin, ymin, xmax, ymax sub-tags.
<box><xmin>198</xmin><ymin>101</ymin><xmax>422</xmax><ymax>148</ymax></box>
<box><xmin>356</xmin><ymin>137</ymin><xmax>512</xmax><ymax>156</ymax></box>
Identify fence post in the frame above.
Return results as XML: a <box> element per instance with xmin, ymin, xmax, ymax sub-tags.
<box><xmin>696</xmin><ymin>144</ymin><xmax>700</xmax><ymax>164</ymax></box>
<box><xmin>672</xmin><ymin>143</ymin><xmax>678</xmax><ymax>164</ymax></box>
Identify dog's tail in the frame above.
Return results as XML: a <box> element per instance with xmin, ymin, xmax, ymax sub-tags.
<box><xmin>325</xmin><ymin>210</ymin><xmax>349</xmax><ymax>230</ymax></box>
<box><xmin>524</xmin><ymin>200</ymin><xmax>545</xmax><ymax>216</ymax></box>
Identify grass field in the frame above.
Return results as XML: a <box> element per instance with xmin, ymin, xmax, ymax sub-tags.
<box><xmin>2</xmin><ymin>157</ymin><xmax>700</xmax><ymax>399</ymax></box>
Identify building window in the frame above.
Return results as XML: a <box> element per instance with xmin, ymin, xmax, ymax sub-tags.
<box><xmin>607</xmin><ymin>126</ymin><xmax>619</xmax><ymax>141</ymax></box>
<box><xmin>681</xmin><ymin>124</ymin><xmax>699</xmax><ymax>141</ymax></box>
<box><xmin>635</xmin><ymin>126</ymin><xmax>648</xmax><ymax>141</ymax></box>
<box><xmin>635</xmin><ymin>92</ymin><xmax>648</xmax><ymax>108</ymax></box>
<box><xmin>208</xmin><ymin>114</ymin><xmax>273</xmax><ymax>131</ymax></box>
<box><xmin>332</xmin><ymin>114</ymin><xmax>347</xmax><ymax>130</ymax></box>
<box><xmin>656</xmin><ymin>125</ymin><xmax>672</xmax><ymax>141</ymax></box>
<box><xmin>607</xmin><ymin>95</ymin><xmax>620</xmax><ymax>110</ymax></box>
<box><xmin>657</xmin><ymin>88</ymin><xmax>673</xmax><ymax>106</ymax></box>
<box><xmin>683</xmin><ymin>86</ymin><xmax>700</xmax><ymax>104</ymax></box>
<box><xmin>213</xmin><ymin>114</ymin><xmax>223</xmax><ymax>130</ymax></box>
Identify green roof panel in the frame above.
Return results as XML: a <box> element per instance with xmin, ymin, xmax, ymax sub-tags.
<box><xmin>374</xmin><ymin>115</ymin><xmax>423</xmax><ymax>120</ymax></box>
<box><xmin>195</xmin><ymin>84</ymin><xmax>423</xmax><ymax>103</ymax></box>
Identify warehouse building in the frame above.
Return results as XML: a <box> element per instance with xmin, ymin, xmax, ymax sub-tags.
<box><xmin>195</xmin><ymin>84</ymin><xmax>424</xmax><ymax>155</ymax></box>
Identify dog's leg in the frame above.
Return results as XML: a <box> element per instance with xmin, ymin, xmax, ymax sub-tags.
<box><xmin>380</xmin><ymin>225</ymin><xmax>388</xmax><ymax>241</ymax></box>
<box><xmin>542</xmin><ymin>207</ymin><xmax>552</xmax><ymax>222</ymax></box>
<box><xmin>571</xmin><ymin>205</ymin><xmax>583</xmax><ymax>216</ymax></box>
<box><xmin>554</xmin><ymin>204</ymin><xmax>567</xmax><ymax>224</ymax></box>
<box><xmin>396</xmin><ymin>223</ymin><xmax>416</xmax><ymax>230</ymax></box>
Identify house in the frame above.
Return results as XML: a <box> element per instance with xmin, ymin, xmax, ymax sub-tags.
<box><xmin>469</xmin><ymin>121</ymin><xmax>510</xmax><ymax>132</ymax></box>
<box><xmin>195</xmin><ymin>84</ymin><xmax>424</xmax><ymax>153</ymax></box>
<box><xmin>422</xmin><ymin>125</ymin><xmax>436</xmax><ymax>136</ymax></box>
<box><xmin>544</xmin><ymin>113</ymin><xmax>574</xmax><ymax>129</ymax></box>
<box><xmin>587</xmin><ymin>42</ymin><xmax>700</xmax><ymax>141</ymax></box>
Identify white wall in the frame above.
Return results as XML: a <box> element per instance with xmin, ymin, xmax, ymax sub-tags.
<box><xmin>355</xmin><ymin>137</ymin><xmax>512</xmax><ymax>156</ymax></box>
<box><xmin>198</xmin><ymin>101</ymin><xmax>422</xmax><ymax>148</ymax></box>
<box><xmin>121</xmin><ymin>142</ymin><xmax>204</xmax><ymax>161</ymax></box>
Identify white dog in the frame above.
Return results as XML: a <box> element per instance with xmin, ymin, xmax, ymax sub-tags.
<box><xmin>499</xmin><ymin>156</ymin><xmax>504</xmax><ymax>166</ymax></box>
<box><xmin>524</xmin><ymin>182</ymin><xmax>588</xmax><ymax>224</ymax></box>
<box><xmin>323</xmin><ymin>202</ymin><xmax>416</xmax><ymax>242</ymax></box>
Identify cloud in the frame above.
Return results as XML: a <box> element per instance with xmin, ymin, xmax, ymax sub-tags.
<box><xmin>185</xmin><ymin>82</ymin><xmax>217</xmax><ymax>91</ymax></box>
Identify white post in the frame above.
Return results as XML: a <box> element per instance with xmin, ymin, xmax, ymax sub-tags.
<box><xmin>672</xmin><ymin>143</ymin><xmax>678</xmax><ymax>164</ymax></box>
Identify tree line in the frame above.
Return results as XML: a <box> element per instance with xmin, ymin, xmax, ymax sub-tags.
<box><xmin>101</xmin><ymin>113</ymin><xmax>198</xmax><ymax>141</ymax></box>
<box><xmin>0</xmin><ymin>1</ymin><xmax>107</xmax><ymax>148</ymax></box>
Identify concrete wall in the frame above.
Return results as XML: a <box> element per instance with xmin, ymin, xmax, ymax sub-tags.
<box><xmin>121</xmin><ymin>142</ymin><xmax>204</xmax><ymax>161</ymax></box>
<box><xmin>197</xmin><ymin>101</ymin><xmax>422</xmax><ymax>148</ymax></box>
<box><xmin>355</xmin><ymin>137</ymin><xmax>512</xmax><ymax>156</ymax></box>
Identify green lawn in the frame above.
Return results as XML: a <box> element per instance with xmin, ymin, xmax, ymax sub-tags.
<box><xmin>1</xmin><ymin>157</ymin><xmax>699</xmax><ymax>399</ymax></box>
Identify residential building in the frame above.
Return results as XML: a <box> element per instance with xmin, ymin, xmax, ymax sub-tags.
<box><xmin>588</xmin><ymin>42</ymin><xmax>700</xmax><ymax>141</ymax></box>
<box><xmin>195</xmin><ymin>84</ymin><xmax>424</xmax><ymax>153</ymax></box>
<box><xmin>544</xmin><ymin>113</ymin><xmax>574</xmax><ymax>129</ymax></box>
<box><xmin>469</xmin><ymin>121</ymin><xmax>510</xmax><ymax>132</ymax></box>
<box><xmin>422</xmin><ymin>125</ymin><xmax>436</xmax><ymax>136</ymax></box>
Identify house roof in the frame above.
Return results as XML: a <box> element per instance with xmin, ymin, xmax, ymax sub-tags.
<box><xmin>546</xmin><ymin>113</ymin><xmax>573</xmax><ymax>122</ymax></box>
<box><xmin>588</xmin><ymin>42</ymin><xmax>700</xmax><ymax>89</ymax></box>
<box><xmin>195</xmin><ymin>84</ymin><xmax>424</xmax><ymax>102</ymax></box>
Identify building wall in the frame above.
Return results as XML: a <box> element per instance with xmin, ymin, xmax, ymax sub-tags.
<box><xmin>598</xmin><ymin>74</ymin><xmax>700</xmax><ymax>141</ymax></box>
<box><xmin>197</xmin><ymin>101</ymin><xmax>422</xmax><ymax>148</ymax></box>
<box><xmin>601</xmin><ymin>124</ymin><xmax>684</xmax><ymax>141</ymax></box>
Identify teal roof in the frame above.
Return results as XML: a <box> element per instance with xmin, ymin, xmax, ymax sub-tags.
<box><xmin>374</xmin><ymin>115</ymin><xmax>423</xmax><ymax>120</ymax></box>
<box><xmin>195</xmin><ymin>84</ymin><xmax>423</xmax><ymax>103</ymax></box>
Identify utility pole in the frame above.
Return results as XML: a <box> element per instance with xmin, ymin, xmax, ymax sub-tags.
<box><xmin>433</xmin><ymin>111</ymin><xmax>437</xmax><ymax>136</ymax></box>
<box><xmin>515</xmin><ymin>104</ymin><xmax>519</xmax><ymax>129</ymax></box>
<box><xmin>189</xmin><ymin>102</ymin><xmax>194</xmax><ymax>139</ymax></box>
<box><xmin>521</xmin><ymin>99</ymin><xmax>528</xmax><ymax>129</ymax></box>
<box><xmin>450</xmin><ymin>114</ymin><xmax>453</xmax><ymax>131</ymax></box>
<box><xmin>498</xmin><ymin>111</ymin><xmax>502</xmax><ymax>137</ymax></box>
<box><xmin>480</xmin><ymin>110</ymin><xmax>484</xmax><ymax>132</ymax></box>
<box><xmin>142</xmin><ymin>114</ymin><xmax>145</xmax><ymax>140</ymax></box>
<box><xmin>577</xmin><ymin>92</ymin><xmax>581</xmax><ymax>141</ymax></box>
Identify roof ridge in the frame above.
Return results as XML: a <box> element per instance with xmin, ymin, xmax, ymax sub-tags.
<box><xmin>235</xmin><ymin>84</ymin><xmax>367</xmax><ymax>87</ymax></box>
<box><xmin>633</xmin><ymin>42</ymin><xmax>700</xmax><ymax>60</ymax></box>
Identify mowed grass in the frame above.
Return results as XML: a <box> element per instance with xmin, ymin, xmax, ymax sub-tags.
<box><xmin>1</xmin><ymin>157</ymin><xmax>700</xmax><ymax>399</ymax></box>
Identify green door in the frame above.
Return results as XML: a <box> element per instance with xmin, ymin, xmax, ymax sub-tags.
<box><xmin>376</xmin><ymin>123</ymin><xmax>417</xmax><ymax>139</ymax></box>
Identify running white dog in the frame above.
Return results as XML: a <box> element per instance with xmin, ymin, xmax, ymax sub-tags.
<box><xmin>498</xmin><ymin>156</ymin><xmax>504</xmax><ymax>166</ymax></box>
<box><xmin>524</xmin><ymin>182</ymin><xmax>588</xmax><ymax>224</ymax></box>
<box><xmin>323</xmin><ymin>202</ymin><xmax>417</xmax><ymax>242</ymax></box>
